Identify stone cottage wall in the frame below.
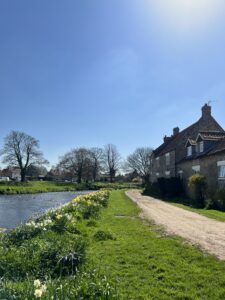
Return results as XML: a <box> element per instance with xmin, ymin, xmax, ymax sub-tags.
<box><xmin>151</xmin><ymin>151</ymin><xmax>176</xmax><ymax>182</ymax></box>
<box><xmin>177</xmin><ymin>152</ymin><xmax>225</xmax><ymax>193</ymax></box>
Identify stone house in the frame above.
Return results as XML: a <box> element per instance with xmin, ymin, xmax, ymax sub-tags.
<box><xmin>151</xmin><ymin>104</ymin><xmax>225</xmax><ymax>192</ymax></box>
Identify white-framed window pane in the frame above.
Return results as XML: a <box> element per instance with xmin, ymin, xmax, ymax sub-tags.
<box><xmin>192</xmin><ymin>165</ymin><xmax>200</xmax><ymax>173</ymax></box>
<box><xmin>187</xmin><ymin>146</ymin><xmax>192</xmax><ymax>156</ymax></box>
<box><xmin>199</xmin><ymin>141</ymin><xmax>204</xmax><ymax>153</ymax></box>
<box><xmin>219</xmin><ymin>166</ymin><xmax>225</xmax><ymax>178</ymax></box>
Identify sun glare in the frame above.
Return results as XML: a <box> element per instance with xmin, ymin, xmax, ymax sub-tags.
<box><xmin>149</xmin><ymin>0</ymin><xmax>224</xmax><ymax>36</ymax></box>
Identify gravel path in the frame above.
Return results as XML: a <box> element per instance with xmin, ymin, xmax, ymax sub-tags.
<box><xmin>126</xmin><ymin>190</ymin><xmax>225</xmax><ymax>260</ymax></box>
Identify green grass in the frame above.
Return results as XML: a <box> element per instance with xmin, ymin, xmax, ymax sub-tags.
<box><xmin>2</xmin><ymin>190</ymin><xmax>225</xmax><ymax>299</ymax></box>
<box><xmin>84</xmin><ymin>190</ymin><xmax>225</xmax><ymax>299</ymax></box>
<box><xmin>0</xmin><ymin>190</ymin><xmax>116</xmax><ymax>299</ymax></box>
<box><xmin>0</xmin><ymin>181</ymin><xmax>92</xmax><ymax>194</ymax></box>
<box><xmin>0</xmin><ymin>181</ymin><xmax>139</xmax><ymax>195</ymax></box>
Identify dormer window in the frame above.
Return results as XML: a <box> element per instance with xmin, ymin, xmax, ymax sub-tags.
<box><xmin>186</xmin><ymin>139</ymin><xmax>196</xmax><ymax>157</ymax></box>
<box><xmin>187</xmin><ymin>146</ymin><xmax>192</xmax><ymax>157</ymax></box>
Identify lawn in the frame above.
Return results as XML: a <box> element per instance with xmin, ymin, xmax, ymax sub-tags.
<box><xmin>0</xmin><ymin>181</ymin><xmax>92</xmax><ymax>194</ymax></box>
<box><xmin>85</xmin><ymin>190</ymin><xmax>225</xmax><ymax>299</ymax></box>
<box><xmin>0</xmin><ymin>181</ymin><xmax>139</xmax><ymax>195</ymax></box>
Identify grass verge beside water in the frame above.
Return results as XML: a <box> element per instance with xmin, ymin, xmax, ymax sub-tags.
<box><xmin>0</xmin><ymin>190</ymin><xmax>117</xmax><ymax>299</ymax></box>
<box><xmin>0</xmin><ymin>181</ymin><xmax>139</xmax><ymax>195</ymax></box>
<box><xmin>1</xmin><ymin>190</ymin><xmax>225</xmax><ymax>299</ymax></box>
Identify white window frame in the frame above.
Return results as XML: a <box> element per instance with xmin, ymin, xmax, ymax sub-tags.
<box><xmin>156</xmin><ymin>172</ymin><xmax>159</xmax><ymax>177</ymax></box>
<box><xmin>199</xmin><ymin>141</ymin><xmax>204</xmax><ymax>153</ymax></box>
<box><xmin>217</xmin><ymin>161</ymin><xmax>225</xmax><ymax>179</ymax></box>
<box><xmin>165</xmin><ymin>171</ymin><xmax>170</xmax><ymax>176</ymax></box>
<box><xmin>187</xmin><ymin>146</ymin><xmax>192</xmax><ymax>157</ymax></box>
<box><xmin>192</xmin><ymin>165</ymin><xmax>200</xmax><ymax>173</ymax></box>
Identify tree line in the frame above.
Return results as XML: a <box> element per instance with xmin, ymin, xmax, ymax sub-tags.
<box><xmin>0</xmin><ymin>130</ymin><xmax>153</xmax><ymax>183</ymax></box>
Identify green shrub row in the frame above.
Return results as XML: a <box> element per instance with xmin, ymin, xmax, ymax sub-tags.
<box><xmin>144</xmin><ymin>174</ymin><xmax>225</xmax><ymax>212</ymax></box>
<box><xmin>143</xmin><ymin>177</ymin><xmax>184</xmax><ymax>199</ymax></box>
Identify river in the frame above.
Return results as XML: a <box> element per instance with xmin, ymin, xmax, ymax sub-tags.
<box><xmin>0</xmin><ymin>191</ymin><xmax>91</xmax><ymax>229</ymax></box>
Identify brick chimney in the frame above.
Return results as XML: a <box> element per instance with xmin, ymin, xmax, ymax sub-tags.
<box><xmin>201</xmin><ymin>103</ymin><xmax>211</xmax><ymax>119</ymax></box>
<box><xmin>173</xmin><ymin>127</ymin><xmax>180</xmax><ymax>136</ymax></box>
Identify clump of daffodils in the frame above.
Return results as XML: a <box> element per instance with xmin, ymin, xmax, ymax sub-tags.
<box><xmin>25</xmin><ymin>190</ymin><xmax>110</xmax><ymax>232</ymax></box>
<box><xmin>26</xmin><ymin>217</ymin><xmax>53</xmax><ymax>230</ymax></box>
<box><xmin>72</xmin><ymin>190</ymin><xmax>110</xmax><ymax>207</ymax></box>
<box><xmin>34</xmin><ymin>279</ymin><xmax>47</xmax><ymax>298</ymax></box>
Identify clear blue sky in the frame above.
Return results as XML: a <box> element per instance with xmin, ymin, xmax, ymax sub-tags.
<box><xmin>0</xmin><ymin>0</ymin><xmax>225</xmax><ymax>166</ymax></box>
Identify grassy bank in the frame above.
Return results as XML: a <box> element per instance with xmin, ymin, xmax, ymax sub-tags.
<box><xmin>85</xmin><ymin>190</ymin><xmax>225</xmax><ymax>299</ymax></box>
<box><xmin>0</xmin><ymin>190</ymin><xmax>118</xmax><ymax>299</ymax></box>
<box><xmin>2</xmin><ymin>190</ymin><xmax>225</xmax><ymax>299</ymax></box>
<box><xmin>0</xmin><ymin>181</ymin><xmax>139</xmax><ymax>195</ymax></box>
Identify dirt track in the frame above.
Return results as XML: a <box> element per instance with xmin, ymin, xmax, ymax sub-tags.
<box><xmin>126</xmin><ymin>190</ymin><xmax>225</xmax><ymax>260</ymax></box>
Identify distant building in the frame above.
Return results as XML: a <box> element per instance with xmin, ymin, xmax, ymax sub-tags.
<box><xmin>151</xmin><ymin>104</ymin><xmax>225</xmax><ymax>191</ymax></box>
<box><xmin>11</xmin><ymin>168</ymin><xmax>21</xmax><ymax>181</ymax></box>
<box><xmin>1</xmin><ymin>167</ymin><xmax>21</xmax><ymax>181</ymax></box>
<box><xmin>0</xmin><ymin>177</ymin><xmax>10</xmax><ymax>182</ymax></box>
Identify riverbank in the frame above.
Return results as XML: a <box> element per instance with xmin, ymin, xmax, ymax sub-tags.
<box><xmin>1</xmin><ymin>190</ymin><xmax>225</xmax><ymax>299</ymax></box>
<box><xmin>0</xmin><ymin>190</ymin><xmax>117</xmax><ymax>299</ymax></box>
<box><xmin>0</xmin><ymin>181</ymin><xmax>138</xmax><ymax>195</ymax></box>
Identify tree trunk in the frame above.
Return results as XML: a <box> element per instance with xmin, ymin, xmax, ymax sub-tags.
<box><xmin>77</xmin><ymin>171</ymin><xmax>82</xmax><ymax>184</ymax></box>
<box><xmin>93</xmin><ymin>169</ymin><xmax>97</xmax><ymax>182</ymax></box>
<box><xmin>109</xmin><ymin>169</ymin><xmax>115</xmax><ymax>183</ymax></box>
<box><xmin>21</xmin><ymin>169</ymin><xmax>26</xmax><ymax>182</ymax></box>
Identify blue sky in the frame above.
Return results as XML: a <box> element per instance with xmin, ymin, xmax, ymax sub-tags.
<box><xmin>0</xmin><ymin>0</ymin><xmax>225</xmax><ymax>166</ymax></box>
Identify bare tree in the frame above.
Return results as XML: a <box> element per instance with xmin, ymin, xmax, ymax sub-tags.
<box><xmin>58</xmin><ymin>148</ymin><xmax>91</xmax><ymax>183</ymax></box>
<box><xmin>1</xmin><ymin>131</ymin><xmax>48</xmax><ymax>182</ymax></box>
<box><xmin>103</xmin><ymin>144</ymin><xmax>121</xmax><ymax>182</ymax></box>
<box><xmin>89</xmin><ymin>147</ymin><xmax>104</xmax><ymax>182</ymax></box>
<box><xmin>126</xmin><ymin>147</ymin><xmax>153</xmax><ymax>184</ymax></box>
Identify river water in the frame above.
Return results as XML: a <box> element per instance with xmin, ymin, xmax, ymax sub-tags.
<box><xmin>0</xmin><ymin>191</ymin><xmax>90</xmax><ymax>229</ymax></box>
